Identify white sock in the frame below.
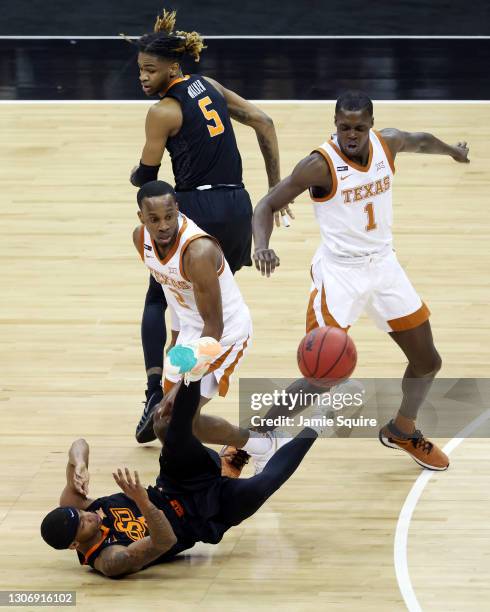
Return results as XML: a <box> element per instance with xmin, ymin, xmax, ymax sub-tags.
<box><xmin>242</xmin><ymin>432</ymin><xmax>273</xmax><ymax>455</ymax></box>
<box><xmin>307</xmin><ymin>403</ymin><xmax>333</xmax><ymax>436</ymax></box>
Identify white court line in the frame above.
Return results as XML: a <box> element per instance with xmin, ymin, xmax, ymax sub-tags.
<box><xmin>0</xmin><ymin>100</ymin><xmax>489</xmax><ymax>105</ymax></box>
<box><xmin>394</xmin><ymin>408</ymin><xmax>490</xmax><ymax>612</ymax></box>
<box><xmin>0</xmin><ymin>35</ymin><xmax>488</xmax><ymax>40</ymax></box>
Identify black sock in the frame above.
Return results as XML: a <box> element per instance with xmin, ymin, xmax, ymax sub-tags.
<box><xmin>141</xmin><ymin>275</ymin><xmax>167</xmax><ymax>392</ymax></box>
<box><xmin>147</xmin><ymin>373</ymin><xmax>162</xmax><ymax>395</ymax></box>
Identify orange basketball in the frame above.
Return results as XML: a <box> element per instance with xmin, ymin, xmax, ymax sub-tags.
<box><xmin>297</xmin><ymin>326</ymin><xmax>357</xmax><ymax>386</ymax></box>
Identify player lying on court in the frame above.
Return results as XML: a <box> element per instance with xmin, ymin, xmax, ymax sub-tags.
<box><xmin>126</xmin><ymin>9</ymin><xmax>291</xmax><ymax>440</ymax></box>
<box><xmin>40</xmin><ymin>367</ymin><xmax>324</xmax><ymax>578</ymax></box>
<box><xmin>133</xmin><ymin>180</ymin><xmax>283</xmax><ymax>474</ymax></box>
<box><xmin>253</xmin><ymin>91</ymin><xmax>470</xmax><ymax>471</ymax></box>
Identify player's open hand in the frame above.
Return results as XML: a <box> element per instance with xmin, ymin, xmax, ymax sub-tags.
<box><xmin>113</xmin><ymin>468</ymin><xmax>149</xmax><ymax>507</ymax></box>
<box><xmin>253</xmin><ymin>248</ymin><xmax>280</xmax><ymax>277</ymax></box>
<box><xmin>73</xmin><ymin>463</ymin><xmax>90</xmax><ymax>497</ymax></box>
<box><xmin>451</xmin><ymin>141</ymin><xmax>470</xmax><ymax>163</ymax></box>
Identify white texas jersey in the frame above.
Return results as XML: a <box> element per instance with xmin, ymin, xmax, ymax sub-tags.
<box><xmin>137</xmin><ymin>214</ymin><xmax>251</xmax><ymax>343</ymax></box>
<box><xmin>310</xmin><ymin>130</ymin><xmax>395</xmax><ymax>257</ymax></box>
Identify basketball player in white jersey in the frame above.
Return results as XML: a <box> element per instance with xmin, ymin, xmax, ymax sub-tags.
<box><xmin>133</xmin><ymin>180</ymin><xmax>281</xmax><ymax>475</ymax></box>
<box><xmin>253</xmin><ymin>91</ymin><xmax>470</xmax><ymax>471</ymax></box>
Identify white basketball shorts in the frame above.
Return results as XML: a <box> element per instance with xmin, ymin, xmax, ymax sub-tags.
<box><xmin>306</xmin><ymin>246</ymin><xmax>430</xmax><ymax>333</ymax></box>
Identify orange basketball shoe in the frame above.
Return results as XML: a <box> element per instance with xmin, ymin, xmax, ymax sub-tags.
<box><xmin>220</xmin><ymin>447</ymin><xmax>250</xmax><ymax>478</ymax></box>
<box><xmin>379</xmin><ymin>420</ymin><xmax>449</xmax><ymax>471</ymax></box>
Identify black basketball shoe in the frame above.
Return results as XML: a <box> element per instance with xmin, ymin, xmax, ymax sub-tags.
<box><xmin>135</xmin><ymin>388</ymin><xmax>163</xmax><ymax>443</ymax></box>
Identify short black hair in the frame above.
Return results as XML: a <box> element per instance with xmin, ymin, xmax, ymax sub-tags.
<box><xmin>335</xmin><ymin>91</ymin><xmax>373</xmax><ymax>117</ymax></box>
<box><xmin>137</xmin><ymin>180</ymin><xmax>177</xmax><ymax>209</ymax></box>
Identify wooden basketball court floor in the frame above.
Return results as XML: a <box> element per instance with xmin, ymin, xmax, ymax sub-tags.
<box><xmin>1</xmin><ymin>102</ymin><xmax>489</xmax><ymax>611</ymax></box>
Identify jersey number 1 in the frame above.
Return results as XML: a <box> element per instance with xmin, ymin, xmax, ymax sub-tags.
<box><xmin>364</xmin><ymin>202</ymin><xmax>377</xmax><ymax>231</ymax></box>
<box><xmin>198</xmin><ymin>96</ymin><xmax>225</xmax><ymax>137</ymax></box>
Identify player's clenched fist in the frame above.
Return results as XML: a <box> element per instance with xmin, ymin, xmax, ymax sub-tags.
<box><xmin>72</xmin><ymin>463</ymin><xmax>90</xmax><ymax>497</ymax></box>
<box><xmin>451</xmin><ymin>141</ymin><xmax>470</xmax><ymax>163</ymax></box>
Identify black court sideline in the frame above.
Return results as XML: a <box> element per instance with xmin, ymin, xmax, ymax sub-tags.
<box><xmin>1</xmin><ymin>38</ymin><xmax>489</xmax><ymax>100</ymax></box>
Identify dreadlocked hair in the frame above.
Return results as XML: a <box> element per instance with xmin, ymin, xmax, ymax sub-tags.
<box><xmin>154</xmin><ymin>7</ymin><xmax>177</xmax><ymax>33</ymax></box>
<box><xmin>134</xmin><ymin>8</ymin><xmax>205</xmax><ymax>63</ymax></box>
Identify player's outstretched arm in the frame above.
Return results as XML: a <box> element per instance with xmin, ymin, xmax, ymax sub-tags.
<box><xmin>130</xmin><ymin>100</ymin><xmax>182</xmax><ymax>187</ymax></box>
<box><xmin>253</xmin><ymin>153</ymin><xmax>332</xmax><ymax>277</ymax></box>
<box><xmin>94</xmin><ymin>468</ymin><xmax>177</xmax><ymax>577</ymax></box>
<box><xmin>380</xmin><ymin>128</ymin><xmax>470</xmax><ymax>163</ymax></box>
<box><xmin>59</xmin><ymin>438</ymin><xmax>93</xmax><ymax>510</ymax></box>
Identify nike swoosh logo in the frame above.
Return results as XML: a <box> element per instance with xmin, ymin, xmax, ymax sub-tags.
<box><xmin>340</xmin><ymin>174</ymin><xmax>353</xmax><ymax>181</ymax></box>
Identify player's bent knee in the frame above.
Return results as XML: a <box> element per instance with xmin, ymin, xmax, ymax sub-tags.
<box><xmin>433</xmin><ymin>351</ymin><xmax>443</xmax><ymax>373</ymax></box>
<box><xmin>411</xmin><ymin>351</ymin><xmax>442</xmax><ymax>378</ymax></box>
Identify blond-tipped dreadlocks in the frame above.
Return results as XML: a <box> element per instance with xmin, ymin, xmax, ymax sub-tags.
<box><xmin>153</xmin><ymin>8</ymin><xmax>177</xmax><ymax>34</ymax></box>
<box><xmin>129</xmin><ymin>7</ymin><xmax>206</xmax><ymax>63</ymax></box>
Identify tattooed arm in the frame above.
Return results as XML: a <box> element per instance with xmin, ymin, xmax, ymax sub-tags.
<box><xmin>204</xmin><ymin>76</ymin><xmax>296</xmax><ymax>226</ymax></box>
<box><xmin>94</xmin><ymin>469</ymin><xmax>177</xmax><ymax>577</ymax></box>
<box><xmin>229</xmin><ymin>101</ymin><xmax>280</xmax><ymax>189</ymax></box>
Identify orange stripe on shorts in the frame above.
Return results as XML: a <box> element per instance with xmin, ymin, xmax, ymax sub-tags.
<box><xmin>388</xmin><ymin>302</ymin><xmax>431</xmax><ymax>332</ymax></box>
<box><xmin>218</xmin><ymin>337</ymin><xmax>249</xmax><ymax>397</ymax></box>
<box><xmin>163</xmin><ymin>378</ymin><xmax>177</xmax><ymax>394</ymax></box>
<box><xmin>306</xmin><ymin>288</ymin><xmax>320</xmax><ymax>333</ymax></box>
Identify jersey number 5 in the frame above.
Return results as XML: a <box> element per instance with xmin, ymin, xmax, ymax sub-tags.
<box><xmin>364</xmin><ymin>202</ymin><xmax>377</xmax><ymax>231</ymax></box>
<box><xmin>198</xmin><ymin>96</ymin><xmax>225</xmax><ymax>137</ymax></box>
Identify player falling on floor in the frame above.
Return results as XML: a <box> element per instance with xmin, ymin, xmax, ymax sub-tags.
<box><xmin>253</xmin><ymin>91</ymin><xmax>470</xmax><ymax>471</ymax></box>
<box><xmin>40</xmin><ymin>368</ymin><xmax>325</xmax><ymax>577</ymax></box>
<box><xmin>133</xmin><ymin>180</ymin><xmax>279</xmax><ymax>474</ymax></box>
<box><xmin>127</xmin><ymin>9</ymin><xmax>291</xmax><ymax>441</ymax></box>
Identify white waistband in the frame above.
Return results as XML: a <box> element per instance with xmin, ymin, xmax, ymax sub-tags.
<box><xmin>195</xmin><ymin>183</ymin><xmax>240</xmax><ymax>191</ymax></box>
<box><xmin>320</xmin><ymin>243</ymin><xmax>394</xmax><ymax>265</ymax></box>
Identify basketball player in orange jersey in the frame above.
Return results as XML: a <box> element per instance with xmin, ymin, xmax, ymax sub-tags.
<box><xmin>253</xmin><ymin>91</ymin><xmax>470</xmax><ymax>471</ymax></box>
<box><xmin>133</xmin><ymin>180</ymin><xmax>285</xmax><ymax>473</ymax></box>
<box><xmin>128</xmin><ymin>9</ymin><xmax>291</xmax><ymax>443</ymax></box>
